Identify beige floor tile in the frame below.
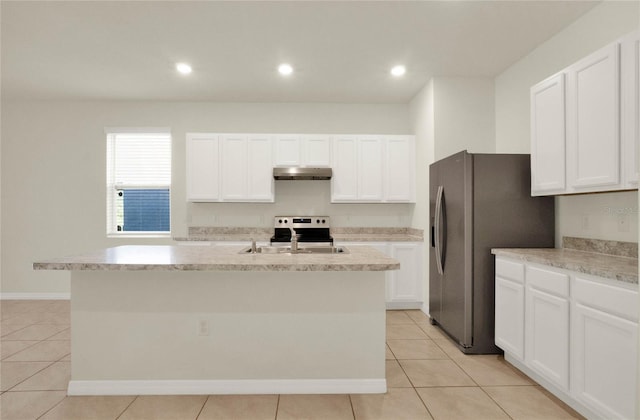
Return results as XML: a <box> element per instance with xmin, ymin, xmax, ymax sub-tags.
<box><xmin>1</xmin><ymin>340</ymin><xmax>39</xmax><ymax>360</ymax></box>
<box><xmin>13</xmin><ymin>361</ymin><xmax>70</xmax><ymax>391</ymax></box>
<box><xmin>0</xmin><ymin>390</ymin><xmax>66</xmax><ymax>420</ymax></box>
<box><xmin>198</xmin><ymin>395</ymin><xmax>278</xmax><ymax>420</ymax></box>
<box><xmin>417</xmin><ymin>387</ymin><xmax>510</xmax><ymax>420</ymax></box>
<box><xmin>2</xmin><ymin>312</ymin><xmax>54</xmax><ymax>325</ymax></box>
<box><xmin>45</xmin><ymin>301</ymin><xmax>71</xmax><ymax>313</ymax></box>
<box><xmin>47</xmin><ymin>328</ymin><xmax>71</xmax><ymax>340</ymax></box>
<box><xmin>386</xmin><ymin>360</ymin><xmax>413</xmax><ymax>388</ymax></box>
<box><xmin>399</xmin><ymin>360</ymin><xmax>476</xmax><ymax>387</ymax></box>
<box><xmin>483</xmin><ymin>386</ymin><xmax>582</xmax><ymax>419</ymax></box>
<box><xmin>37</xmin><ymin>312</ymin><xmax>71</xmax><ymax>325</ymax></box>
<box><xmin>386</xmin><ymin>311</ymin><xmax>415</xmax><ymax>324</ymax></box>
<box><xmin>60</xmin><ymin>353</ymin><xmax>71</xmax><ymax>361</ymax></box>
<box><xmin>2</xmin><ymin>324</ymin><xmax>68</xmax><ymax>341</ymax></box>
<box><xmin>118</xmin><ymin>395</ymin><xmax>207</xmax><ymax>420</ymax></box>
<box><xmin>40</xmin><ymin>395</ymin><xmax>136</xmax><ymax>420</ymax></box>
<box><xmin>386</xmin><ymin>324</ymin><xmax>429</xmax><ymax>340</ymax></box>
<box><xmin>414</xmin><ymin>321</ymin><xmax>449</xmax><ymax>340</ymax></box>
<box><xmin>351</xmin><ymin>387</ymin><xmax>433</xmax><ymax>420</ymax></box>
<box><xmin>385</xmin><ymin>344</ymin><xmax>395</xmax><ymax>360</ymax></box>
<box><xmin>4</xmin><ymin>339</ymin><xmax>70</xmax><ymax>362</ymax></box>
<box><xmin>453</xmin><ymin>355</ymin><xmax>535</xmax><ymax>386</ymax></box>
<box><xmin>386</xmin><ymin>339</ymin><xmax>448</xmax><ymax>360</ymax></box>
<box><xmin>1</xmin><ymin>324</ymin><xmax>30</xmax><ymax>337</ymax></box>
<box><xmin>1</xmin><ymin>361</ymin><xmax>53</xmax><ymax>391</ymax></box>
<box><xmin>277</xmin><ymin>394</ymin><xmax>353</xmax><ymax>420</ymax></box>
<box><xmin>404</xmin><ymin>310</ymin><xmax>429</xmax><ymax>323</ymax></box>
<box><xmin>432</xmin><ymin>338</ymin><xmax>466</xmax><ymax>359</ymax></box>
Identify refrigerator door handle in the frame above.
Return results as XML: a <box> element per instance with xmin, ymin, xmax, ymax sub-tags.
<box><xmin>434</xmin><ymin>185</ymin><xmax>444</xmax><ymax>275</ymax></box>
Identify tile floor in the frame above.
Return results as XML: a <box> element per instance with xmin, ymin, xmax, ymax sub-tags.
<box><xmin>0</xmin><ymin>300</ymin><xmax>584</xmax><ymax>420</ymax></box>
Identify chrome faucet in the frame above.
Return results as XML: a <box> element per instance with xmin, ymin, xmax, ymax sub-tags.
<box><xmin>289</xmin><ymin>228</ymin><xmax>298</xmax><ymax>253</ymax></box>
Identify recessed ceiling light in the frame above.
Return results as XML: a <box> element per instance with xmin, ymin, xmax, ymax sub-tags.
<box><xmin>176</xmin><ymin>62</ymin><xmax>192</xmax><ymax>75</ymax></box>
<box><xmin>278</xmin><ymin>63</ymin><xmax>294</xmax><ymax>76</ymax></box>
<box><xmin>390</xmin><ymin>65</ymin><xmax>406</xmax><ymax>77</ymax></box>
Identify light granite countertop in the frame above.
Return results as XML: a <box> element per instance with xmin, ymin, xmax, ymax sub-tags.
<box><xmin>33</xmin><ymin>245</ymin><xmax>400</xmax><ymax>272</ymax></box>
<box><xmin>491</xmin><ymin>248</ymin><xmax>638</xmax><ymax>284</ymax></box>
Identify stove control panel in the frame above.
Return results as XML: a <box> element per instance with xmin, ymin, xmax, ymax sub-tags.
<box><xmin>274</xmin><ymin>216</ymin><xmax>330</xmax><ymax>228</ymax></box>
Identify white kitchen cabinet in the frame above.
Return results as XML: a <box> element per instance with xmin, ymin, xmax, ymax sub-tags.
<box><xmin>494</xmin><ymin>257</ymin><xmax>525</xmax><ymax>361</ymax></box>
<box><xmin>525</xmin><ymin>265</ymin><xmax>570</xmax><ymax>391</ymax></box>
<box><xmin>566</xmin><ymin>42</ymin><xmax>621</xmax><ymax>192</ymax></box>
<box><xmin>186</xmin><ymin>134</ymin><xmax>220</xmax><ymax>202</ymax></box>
<box><xmin>530</xmin><ymin>73</ymin><xmax>566</xmax><ymax>195</ymax></box>
<box><xmin>331</xmin><ymin>136</ymin><xmax>359</xmax><ymax>201</ymax></box>
<box><xmin>387</xmin><ymin>243</ymin><xmax>423</xmax><ymax>308</ymax></box>
<box><xmin>530</xmin><ymin>30</ymin><xmax>640</xmax><ymax>196</ymax></box>
<box><xmin>385</xmin><ymin>136</ymin><xmax>416</xmax><ymax>202</ymax></box>
<box><xmin>331</xmin><ymin>136</ymin><xmax>415</xmax><ymax>203</ymax></box>
<box><xmin>273</xmin><ymin>135</ymin><xmax>331</xmax><ymax>168</ymax></box>
<box><xmin>495</xmin><ymin>256</ymin><xmax>639</xmax><ymax>420</ymax></box>
<box><xmin>341</xmin><ymin>242</ymin><xmax>423</xmax><ymax>309</ymax></box>
<box><xmin>571</xmin><ymin>274</ymin><xmax>638</xmax><ymax>420</ymax></box>
<box><xmin>357</xmin><ymin>136</ymin><xmax>384</xmax><ymax>201</ymax></box>
<box><xmin>622</xmin><ymin>31</ymin><xmax>640</xmax><ymax>187</ymax></box>
<box><xmin>188</xmin><ymin>133</ymin><xmax>273</xmax><ymax>203</ymax></box>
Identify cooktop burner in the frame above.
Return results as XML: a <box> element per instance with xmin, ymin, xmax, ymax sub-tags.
<box><xmin>270</xmin><ymin>216</ymin><xmax>333</xmax><ymax>245</ymax></box>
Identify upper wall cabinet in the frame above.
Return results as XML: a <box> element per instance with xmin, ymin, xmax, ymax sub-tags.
<box><xmin>530</xmin><ymin>30</ymin><xmax>639</xmax><ymax>196</ymax></box>
<box><xmin>186</xmin><ymin>133</ymin><xmax>274</xmax><ymax>203</ymax></box>
<box><xmin>331</xmin><ymin>135</ymin><xmax>415</xmax><ymax>203</ymax></box>
<box><xmin>273</xmin><ymin>135</ymin><xmax>331</xmax><ymax>168</ymax></box>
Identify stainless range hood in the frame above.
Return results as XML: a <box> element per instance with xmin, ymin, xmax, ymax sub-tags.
<box><xmin>273</xmin><ymin>167</ymin><xmax>332</xmax><ymax>180</ymax></box>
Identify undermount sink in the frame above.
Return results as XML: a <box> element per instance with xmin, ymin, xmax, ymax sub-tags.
<box><xmin>239</xmin><ymin>245</ymin><xmax>349</xmax><ymax>255</ymax></box>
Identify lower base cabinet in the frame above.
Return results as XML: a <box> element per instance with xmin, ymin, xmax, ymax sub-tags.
<box><xmin>495</xmin><ymin>256</ymin><xmax>638</xmax><ymax>420</ymax></box>
<box><xmin>342</xmin><ymin>242</ymin><xmax>423</xmax><ymax>309</ymax></box>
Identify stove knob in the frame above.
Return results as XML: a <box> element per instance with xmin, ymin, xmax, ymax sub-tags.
<box><xmin>316</xmin><ymin>219</ymin><xmax>320</xmax><ymax>224</ymax></box>
<box><xmin>278</xmin><ymin>219</ymin><xmax>282</xmax><ymax>224</ymax></box>
<box><xmin>322</xmin><ymin>219</ymin><xmax>326</xmax><ymax>224</ymax></box>
<box><xmin>284</xmin><ymin>220</ymin><xmax>288</xmax><ymax>224</ymax></box>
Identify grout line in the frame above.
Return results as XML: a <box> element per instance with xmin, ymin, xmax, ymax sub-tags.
<box><xmin>34</xmin><ymin>390</ymin><xmax>68</xmax><ymax>420</ymax></box>
<box><xmin>274</xmin><ymin>394</ymin><xmax>280</xmax><ymax>420</ymax></box>
<box><xmin>347</xmin><ymin>394</ymin><xmax>356</xmax><ymax>420</ymax></box>
<box><xmin>115</xmin><ymin>395</ymin><xmax>139</xmax><ymax>420</ymax></box>
<box><xmin>2</xmin><ymin>359</ymin><xmax>56</xmax><ymax>392</ymax></box>
<box><xmin>194</xmin><ymin>394</ymin><xmax>209</xmax><ymax>419</ymax></box>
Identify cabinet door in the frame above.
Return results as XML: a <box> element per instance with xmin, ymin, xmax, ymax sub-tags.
<box><xmin>567</xmin><ymin>43</ymin><xmax>621</xmax><ymax>191</ymax></box>
<box><xmin>303</xmin><ymin>135</ymin><xmax>331</xmax><ymax>167</ymax></box>
<box><xmin>220</xmin><ymin>135</ymin><xmax>248</xmax><ymax>200</ymax></box>
<box><xmin>274</xmin><ymin>135</ymin><xmax>301</xmax><ymax>167</ymax></box>
<box><xmin>331</xmin><ymin>136</ymin><xmax>358</xmax><ymax>201</ymax></box>
<box><xmin>530</xmin><ymin>73</ymin><xmax>566</xmax><ymax>195</ymax></box>
<box><xmin>525</xmin><ymin>286</ymin><xmax>570</xmax><ymax>391</ymax></box>
<box><xmin>247</xmin><ymin>135</ymin><xmax>274</xmax><ymax>201</ymax></box>
<box><xmin>495</xmin><ymin>276</ymin><xmax>525</xmax><ymax>361</ymax></box>
<box><xmin>387</xmin><ymin>243</ymin><xmax>423</xmax><ymax>307</ymax></box>
<box><xmin>358</xmin><ymin>136</ymin><xmax>384</xmax><ymax>201</ymax></box>
<box><xmin>622</xmin><ymin>31</ymin><xmax>640</xmax><ymax>187</ymax></box>
<box><xmin>572</xmin><ymin>303</ymin><xmax>638</xmax><ymax>420</ymax></box>
<box><xmin>385</xmin><ymin>136</ymin><xmax>415</xmax><ymax>202</ymax></box>
<box><xmin>186</xmin><ymin>134</ymin><xmax>220</xmax><ymax>202</ymax></box>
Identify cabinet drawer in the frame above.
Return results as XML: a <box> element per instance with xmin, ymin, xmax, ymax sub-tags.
<box><xmin>573</xmin><ymin>275</ymin><xmax>639</xmax><ymax>322</ymax></box>
<box><xmin>526</xmin><ymin>265</ymin><xmax>569</xmax><ymax>297</ymax></box>
<box><xmin>495</xmin><ymin>258</ymin><xmax>525</xmax><ymax>284</ymax></box>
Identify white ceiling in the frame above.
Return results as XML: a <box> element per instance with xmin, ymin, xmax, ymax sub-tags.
<box><xmin>1</xmin><ymin>0</ymin><xmax>599</xmax><ymax>103</ymax></box>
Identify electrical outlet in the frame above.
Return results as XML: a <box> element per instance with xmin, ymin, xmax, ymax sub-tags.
<box><xmin>617</xmin><ymin>214</ymin><xmax>629</xmax><ymax>232</ymax></box>
<box><xmin>198</xmin><ymin>319</ymin><xmax>209</xmax><ymax>336</ymax></box>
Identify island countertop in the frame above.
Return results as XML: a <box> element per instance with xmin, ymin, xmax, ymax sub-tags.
<box><xmin>33</xmin><ymin>245</ymin><xmax>400</xmax><ymax>272</ymax></box>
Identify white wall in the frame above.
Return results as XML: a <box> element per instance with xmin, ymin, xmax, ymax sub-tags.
<box><xmin>495</xmin><ymin>1</ymin><xmax>640</xmax><ymax>244</ymax></box>
<box><xmin>1</xmin><ymin>100</ymin><xmax>411</xmax><ymax>295</ymax></box>
<box><xmin>433</xmin><ymin>77</ymin><xmax>496</xmax><ymax>160</ymax></box>
<box><xmin>409</xmin><ymin>79</ymin><xmax>434</xmax><ymax>313</ymax></box>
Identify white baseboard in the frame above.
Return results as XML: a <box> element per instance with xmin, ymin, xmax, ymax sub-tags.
<box><xmin>1</xmin><ymin>293</ymin><xmax>70</xmax><ymax>300</ymax></box>
<box><xmin>68</xmin><ymin>378</ymin><xmax>387</xmax><ymax>396</ymax></box>
<box><xmin>386</xmin><ymin>301</ymin><xmax>422</xmax><ymax>310</ymax></box>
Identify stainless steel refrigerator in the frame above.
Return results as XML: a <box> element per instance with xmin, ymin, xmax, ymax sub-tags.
<box><xmin>429</xmin><ymin>151</ymin><xmax>554</xmax><ymax>354</ymax></box>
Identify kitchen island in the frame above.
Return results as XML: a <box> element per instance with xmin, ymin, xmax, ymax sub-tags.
<box><xmin>34</xmin><ymin>245</ymin><xmax>399</xmax><ymax>396</ymax></box>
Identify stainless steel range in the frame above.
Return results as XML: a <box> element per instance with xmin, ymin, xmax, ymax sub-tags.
<box><xmin>270</xmin><ymin>216</ymin><xmax>333</xmax><ymax>247</ymax></box>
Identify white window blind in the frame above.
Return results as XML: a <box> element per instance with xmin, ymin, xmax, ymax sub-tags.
<box><xmin>106</xmin><ymin>131</ymin><xmax>171</xmax><ymax>236</ymax></box>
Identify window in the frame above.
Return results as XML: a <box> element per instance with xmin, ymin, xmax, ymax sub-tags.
<box><xmin>106</xmin><ymin>130</ymin><xmax>171</xmax><ymax>237</ymax></box>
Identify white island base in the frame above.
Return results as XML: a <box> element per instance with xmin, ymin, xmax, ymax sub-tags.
<box><xmin>68</xmin><ymin>270</ymin><xmax>386</xmax><ymax>396</ymax></box>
